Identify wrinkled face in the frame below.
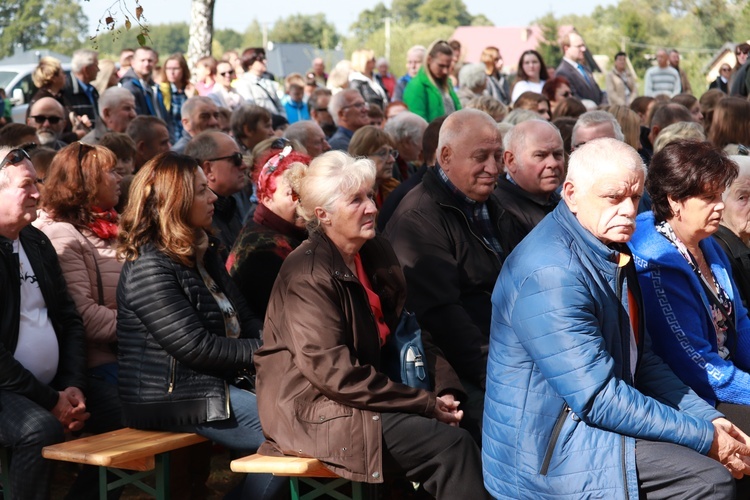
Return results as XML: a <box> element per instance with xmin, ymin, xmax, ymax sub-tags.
<box><xmin>95</xmin><ymin>168</ymin><xmax>122</xmax><ymax>210</ymax></box>
<box><xmin>723</xmin><ymin>176</ymin><xmax>750</xmax><ymax>241</ymax></box>
<box><xmin>188</xmin><ymin>167</ymin><xmax>218</xmax><ymax>229</ymax></box>
<box><xmin>164</xmin><ymin>59</ymin><xmax>183</xmax><ymax>85</ymax></box>
<box><xmin>507</xmin><ymin>124</ymin><xmax>564</xmax><ymax>196</ymax></box>
<box><xmin>566</xmin><ymin>33</ymin><xmax>586</xmax><ymax>63</ymax></box>
<box><xmin>428</xmin><ymin>53</ymin><xmax>452</xmax><ymax>82</ymax></box>
<box><xmin>615</xmin><ymin>55</ymin><xmax>627</xmax><ymax>72</ymax></box>
<box><xmin>441</xmin><ymin>122</ymin><xmax>503</xmax><ymax>202</ymax></box>
<box><xmin>522</xmin><ymin>53</ymin><xmax>541</xmax><ymax>80</ymax></box>
<box><xmin>263</xmin><ymin>176</ymin><xmax>301</xmax><ymax>227</ymax></box>
<box><xmin>0</xmin><ymin>157</ymin><xmax>40</xmax><ymax>230</ymax></box>
<box><xmin>83</xmin><ymin>59</ymin><xmax>99</xmax><ymax>83</ymax></box>
<box><xmin>339</xmin><ymin>93</ymin><xmax>369</xmax><ymax>130</ymax></box>
<box><xmin>132</xmin><ymin>49</ymin><xmax>157</xmax><ymax>79</ymax></box>
<box><xmin>323</xmin><ymin>183</ymin><xmax>377</xmax><ymax>248</ymax></box>
<box><xmin>186</xmin><ymin>101</ymin><xmax>220</xmax><ymax>136</ymax></box>
<box><xmin>406</xmin><ymin>52</ymin><xmax>423</xmax><ymax>77</ymax></box>
<box><xmin>205</xmin><ymin>134</ymin><xmax>247</xmax><ymax>196</ymax></box>
<box><xmin>302</xmin><ymin>124</ymin><xmax>330</xmax><ymax>158</ymax></box>
<box><xmin>106</xmin><ymin>97</ymin><xmax>137</xmax><ymax>133</ymax></box>
<box><xmin>670</xmin><ymin>188</ymin><xmax>726</xmax><ymax>241</ymax></box>
<box><xmin>369</xmin><ymin>145</ymin><xmax>396</xmax><ymax>183</ymax></box>
<box><xmin>566</xmin><ymin>163</ymin><xmax>644</xmax><ymax>244</ymax></box>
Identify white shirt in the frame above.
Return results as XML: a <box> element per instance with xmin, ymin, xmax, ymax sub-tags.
<box><xmin>13</xmin><ymin>239</ymin><xmax>59</xmax><ymax>384</ymax></box>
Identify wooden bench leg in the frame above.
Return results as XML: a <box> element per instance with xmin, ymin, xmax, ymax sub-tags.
<box><xmin>95</xmin><ymin>452</ymin><xmax>171</xmax><ymax>500</ymax></box>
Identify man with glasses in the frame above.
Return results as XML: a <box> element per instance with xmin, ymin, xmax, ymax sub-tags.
<box><xmin>209</xmin><ymin>61</ymin><xmax>247</xmax><ymax>111</ymax></box>
<box><xmin>327</xmin><ymin>89</ymin><xmax>370</xmax><ymax>151</ymax></box>
<box><xmin>556</xmin><ymin>31</ymin><xmax>604</xmax><ymax>106</ymax></box>
<box><xmin>26</xmin><ymin>97</ymin><xmax>67</xmax><ymax>150</ymax></box>
<box><xmin>171</xmin><ymin>96</ymin><xmax>220</xmax><ymax>153</ymax></box>
<box><xmin>185</xmin><ymin>131</ymin><xmax>248</xmax><ymax>259</ymax></box>
<box><xmin>0</xmin><ymin>146</ymin><xmax>89</xmax><ymax>499</ymax></box>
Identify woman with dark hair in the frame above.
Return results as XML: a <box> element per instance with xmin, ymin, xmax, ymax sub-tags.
<box><xmin>234</xmin><ymin>48</ymin><xmax>285</xmax><ymax>117</ymax></box>
<box><xmin>700</xmin><ymin>89</ymin><xmax>726</xmax><ymax>137</ymax></box>
<box><xmin>513</xmin><ymin>91</ymin><xmax>551</xmax><ymax>121</ymax></box>
<box><xmin>630</xmin><ymin>140</ymin><xmax>750</xmax><ymax>435</ymax></box>
<box><xmin>255</xmin><ymin>150</ymin><xmax>487</xmax><ymax>498</ymax></box>
<box><xmin>402</xmin><ymin>39</ymin><xmax>461</xmax><ymax>122</ymax></box>
<box><xmin>227</xmin><ymin>147</ymin><xmax>311</xmax><ymax>317</ymax></box>
<box><xmin>159</xmin><ymin>53</ymin><xmax>196</xmax><ymax>143</ymax></box>
<box><xmin>348</xmin><ymin>125</ymin><xmax>400</xmax><ymax>208</ymax></box>
<box><xmin>116</xmin><ymin>151</ymin><xmax>284</xmax><ymax>498</ymax></box>
<box><xmin>551</xmin><ymin>96</ymin><xmax>586</xmax><ymax>120</ymax></box>
<box><xmin>708</xmin><ymin>97</ymin><xmax>750</xmax><ymax>152</ymax></box>
<box><xmin>510</xmin><ymin>50</ymin><xmax>549</xmax><ymax>104</ymax></box>
<box><xmin>541</xmin><ymin>76</ymin><xmax>571</xmax><ymax>113</ymax></box>
<box><xmin>671</xmin><ymin>93</ymin><xmax>704</xmax><ymax>126</ymax></box>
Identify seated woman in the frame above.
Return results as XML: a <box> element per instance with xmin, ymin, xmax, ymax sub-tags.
<box><xmin>714</xmin><ymin>155</ymin><xmax>750</xmax><ymax>315</ymax></box>
<box><xmin>255</xmin><ymin>151</ymin><xmax>488</xmax><ymax>498</ymax></box>
<box><xmin>513</xmin><ymin>91</ymin><xmax>551</xmax><ymax>121</ymax></box>
<box><xmin>348</xmin><ymin>125</ymin><xmax>400</xmax><ymax>209</ymax></box>
<box><xmin>227</xmin><ymin>147</ymin><xmax>311</xmax><ymax>317</ymax></box>
<box><xmin>629</xmin><ymin>140</ymin><xmax>750</xmax><ymax>433</ymax></box>
<box><xmin>116</xmin><ymin>151</ymin><xmax>284</xmax><ymax>498</ymax></box>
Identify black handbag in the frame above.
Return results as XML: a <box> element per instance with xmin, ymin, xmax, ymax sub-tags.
<box><xmin>382</xmin><ymin>310</ymin><xmax>432</xmax><ymax>390</ymax></box>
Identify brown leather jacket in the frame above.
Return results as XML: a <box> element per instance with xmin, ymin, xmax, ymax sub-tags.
<box><xmin>255</xmin><ymin>232</ymin><xmax>463</xmax><ymax>483</ymax></box>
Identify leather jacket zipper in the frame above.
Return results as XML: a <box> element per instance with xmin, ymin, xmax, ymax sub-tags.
<box><xmin>440</xmin><ymin>203</ymin><xmax>500</xmax><ymax>257</ymax></box>
<box><xmin>541</xmin><ymin>404</ymin><xmax>571</xmax><ymax>475</ymax></box>
<box><xmin>168</xmin><ymin>357</ymin><xmax>176</xmax><ymax>393</ymax></box>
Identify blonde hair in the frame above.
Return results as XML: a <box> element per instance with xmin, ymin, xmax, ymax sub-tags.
<box><xmin>348</xmin><ymin>125</ymin><xmax>394</xmax><ymax>157</ymax></box>
<box><xmin>608</xmin><ymin>105</ymin><xmax>640</xmax><ymax>149</ymax></box>
<box><xmin>32</xmin><ymin>57</ymin><xmax>63</xmax><ymax>88</ymax></box>
<box><xmin>351</xmin><ymin>49</ymin><xmax>376</xmax><ymax>74</ymax></box>
<box><xmin>117</xmin><ymin>152</ymin><xmax>201</xmax><ymax>267</ymax></box>
<box><xmin>287</xmin><ymin>151</ymin><xmax>375</xmax><ymax>234</ymax></box>
<box><xmin>653</xmin><ymin>121</ymin><xmax>706</xmax><ymax>154</ymax></box>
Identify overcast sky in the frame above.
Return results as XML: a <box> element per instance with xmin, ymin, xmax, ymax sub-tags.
<box><xmin>80</xmin><ymin>0</ymin><xmax>617</xmax><ymax>36</ymax></box>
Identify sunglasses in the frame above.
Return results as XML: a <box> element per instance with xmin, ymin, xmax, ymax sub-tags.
<box><xmin>220</xmin><ymin>70</ymin><xmax>235</xmax><ymax>76</ymax></box>
<box><xmin>0</xmin><ymin>148</ymin><xmax>31</xmax><ymax>171</ymax></box>
<box><xmin>29</xmin><ymin>115</ymin><xmax>63</xmax><ymax>125</ymax></box>
<box><xmin>207</xmin><ymin>151</ymin><xmax>243</xmax><ymax>167</ymax></box>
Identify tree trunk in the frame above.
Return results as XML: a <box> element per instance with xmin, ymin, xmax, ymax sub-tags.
<box><xmin>186</xmin><ymin>0</ymin><xmax>215</xmax><ymax>74</ymax></box>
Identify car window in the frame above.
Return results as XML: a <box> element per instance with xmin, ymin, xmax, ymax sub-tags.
<box><xmin>0</xmin><ymin>71</ymin><xmax>18</xmax><ymax>90</ymax></box>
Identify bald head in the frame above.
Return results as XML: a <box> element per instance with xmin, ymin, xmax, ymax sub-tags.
<box><xmin>503</xmin><ymin>120</ymin><xmax>564</xmax><ymax>198</ymax></box>
<box><xmin>27</xmin><ymin>97</ymin><xmax>66</xmax><ymax>145</ymax></box>
<box><xmin>437</xmin><ymin>109</ymin><xmax>502</xmax><ymax>202</ymax></box>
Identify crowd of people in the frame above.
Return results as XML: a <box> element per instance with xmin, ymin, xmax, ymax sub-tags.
<box><xmin>4</xmin><ymin>29</ymin><xmax>750</xmax><ymax>499</ymax></box>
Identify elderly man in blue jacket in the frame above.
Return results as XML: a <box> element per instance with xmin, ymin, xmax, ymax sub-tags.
<box><xmin>483</xmin><ymin>137</ymin><xmax>750</xmax><ymax>499</ymax></box>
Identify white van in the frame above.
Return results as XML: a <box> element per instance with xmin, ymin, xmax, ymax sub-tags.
<box><xmin>0</xmin><ymin>63</ymin><xmax>72</xmax><ymax>124</ymax></box>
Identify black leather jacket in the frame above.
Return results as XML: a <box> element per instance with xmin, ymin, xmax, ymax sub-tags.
<box><xmin>116</xmin><ymin>237</ymin><xmax>263</xmax><ymax>429</ymax></box>
<box><xmin>0</xmin><ymin>226</ymin><xmax>86</xmax><ymax>410</ymax></box>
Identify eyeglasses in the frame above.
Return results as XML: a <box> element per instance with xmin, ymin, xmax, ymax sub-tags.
<box><xmin>207</xmin><ymin>151</ymin><xmax>244</xmax><ymax>167</ymax></box>
<box><xmin>342</xmin><ymin>101</ymin><xmax>367</xmax><ymax>110</ymax></box>
<box><xmin>29</xmin><ymin>115</ymin><xmax>63</xmax><ymax>125</ymax></box>
<box><xmin>0</xmin><ymin>148</ymin><xmax>31</xmax><ymax>171</ymax></box>
<box><xmin>370</xmin><ymin>149</ymin><xmax>398</xmax><ymax>160</ymax></box>
<box><xmin>220</xmin><ymin>70</ymin><xmax>235</xmax><ymax>76</ymax></box>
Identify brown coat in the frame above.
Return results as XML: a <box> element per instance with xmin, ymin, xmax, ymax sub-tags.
<box><xmin>255</xmin><ymin>232</ymin><xmax>462</xmax><ymax>483</ymax></box>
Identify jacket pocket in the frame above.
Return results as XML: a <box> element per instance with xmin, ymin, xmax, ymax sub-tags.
<box><xmin>294</xmin><ymin>399</ymin><xmax>354</xmax><ymax>459</ymax></box>
<box><xmin>540</xmin><ymin>404</ymin><xmax>571</xmax><ymax>475</ymax></box>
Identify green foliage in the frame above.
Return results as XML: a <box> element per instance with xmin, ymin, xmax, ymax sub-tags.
<box><xmin>471</xmin><ymin>14</ymin><xmax>494</xmax><ymax>27</ymax></box>
<box><xmin>93</xmin><ymin>22</ymin><xmax>189</xmax><ymax>58</ymax></box>
<box><xmin>242</xmin><ymin>20</ymin><xmax>264</xmax><ymax>49</ymax></box>
<box><xmin>391</xmin><ymin>0</ymin><xmax>424</xmax><ymax>25</ymax></box>
<box><xmin>350</xmin><ymin>2</ymin><xmax>391</xmax><ymax>40</ymax></box>
<box><xmin>215</xmin><ymin>28</ymin><xmax>243</xmax><ymax>53</ymax></box>
<box><xmin>534</xmin><ymin>13</ymin><xmax>562</xmax><ymax>71</ymax></box>
<box><xmin>0</xmin><ymin>0</ymin><xmax>77</xmax><ymax>59</ymax></box>
<box><xmin>417</xmin><ymin>0</ymin><xmax>473</xmax><ymax>27</ymax></box>
<box><xmin>269</xmin><ymin>14</ymin><xmax>339</xmax><ymax>50</ymax></box>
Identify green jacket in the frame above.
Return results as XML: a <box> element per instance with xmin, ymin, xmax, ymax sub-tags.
<box><xmin>402</xmin><ymin>67</ymin><xmax>461</xmax><ymax>122</ymax></box>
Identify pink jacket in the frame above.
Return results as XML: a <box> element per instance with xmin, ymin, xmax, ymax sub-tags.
<box><xmin>33</xmin><ymin>211</ymin><xmax>121</xmax><ymax>368</ymax></box>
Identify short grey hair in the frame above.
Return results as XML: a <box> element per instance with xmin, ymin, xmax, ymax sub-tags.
<box><xmin>184</xmin><ymin>130</ymin><xmax>225</xmax><ymax>163</ymax></box>
<box><xmin>566</xmin><ymin>138</ymin><xmax>646</xmax><ymax>198</ymax></box>
<box><xmin>71</xmin><ymin>49</ymin><xmax>98</xmax><ymax>74</ymax></box>
<box><xmin>328</xmin><ymin>89</ymin><xmax>359</xmax><ymax>126</ymax></box>
<box><xmin>286</xmin><ymin>150</ymin><xmax>375</xmax><ymax>233</ymax></box>
<box><xmin>503</xmin><ymin>119</ymin><xmax>561</xmax><ymax>154</ymax></box>
<box><xmin>384</xmin><ymin>111</ymin><xmax>428</xmax><ymax>145</ymax></box>
<box><xmin>284</xmin><ymin>120</ymin><xmax>317</xmax><ymax>144</ymax></box>
<box><xmin>98</xmin><ymin>87</ymin><xmax>133</xmax><ymax>115</ymax></box>
<box><xmin>182</xmin><ymin>96</ymin><xmax>217</xmax><ymax>122</ymax></box>
<box><xmin>437</xmin><ymin>108</ymin><xmax>498</xmax><ymax>156</ymax></box>
<box><xmin>572</xmin><ymin>110</ymin><xmax>624</xmax><ymax>146</ymax></box>
<box><xmin>502</xmin><ymin>108</ymin><xmax>540</xmax><ymax>126</ymax></box>
<box><xmin>458</xmin><ymin>63</ymin><xmax>487</xmax><ymax>92</ymax></box>
<box><xmin>407</xmin><ymin>45</ymin><xmax>427</xmax><ymax>60</ymax></box>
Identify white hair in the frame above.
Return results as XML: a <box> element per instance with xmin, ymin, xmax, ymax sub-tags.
<box><xmin>384</xmin><ymin>111</ymin><xmax>428</xmax><ymax>144</ymax></box>
<box><xmin>572</xmin><ymin>110</ymin><xmax>624</xmax><ymax>146</ymax></box>
<box><xmin>328</xmin><ymin>89</ymin><xmax>359</xmax><ymax>126</ymax></box>
<box><xmin>71</xmin><ymin>49</ymin><xmax>98</xmax><ymax>74</ymax></box>
<box><xmin>458</xmin><ymin>64</ymin><xmax>487</xmax><ymax>92</ymax></box>
<box><xmin>99</xmin><ymin>87</ymin><xmax>134</xmax><ymax>115</ymax></box>
<box><xmin>725</xmin><ymin>155</ymin><xmax>750</xmax><ymax>201</ymax></box>
<box><xmin>566</xmin><ymin>138</ymin><xmax>645</xmax><ymax>197</ymax></box>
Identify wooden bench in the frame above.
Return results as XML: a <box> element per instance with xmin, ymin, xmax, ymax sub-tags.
<box><xmin>42</xmin><ymin>427</ymin><xmax>208</xmax><ymax>500</ymax></box>
<box><xmin>230</xmin><ymin>454</ymin><xmax>375</xmax><ymax>500</ymax></box>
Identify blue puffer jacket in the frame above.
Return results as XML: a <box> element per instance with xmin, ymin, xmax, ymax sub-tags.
<box><xmin>629</xmin><ymin>211</ymin><xmax>750</xmax><ymax>406</ymax></box>
<box><xmin>483</xmin><ymin>203</ymin><xmax>722</xmax><ymax>499</ymax></box>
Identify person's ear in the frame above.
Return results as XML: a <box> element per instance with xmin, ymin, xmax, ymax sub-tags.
<box><xmin>201</xmin><ymin>160</ymin><xmax>215</xmax><ymax>181</ymax></box>
<box><xmin>315</xmin><ymin>207</ymin><xmax>330</xmax><ymax>225</ymax></box>
<box><xmin>503</xmin><ymin>150</ymin><xmax>517</xmax><ymax>174</ymax></box>
<box><xmin>562</xmin><ymin>180</ymin><xmax>578</xmax><ymax>213</ymax></box>
<box><xmin>438</xmin><ymin>145</ymin><xmax>451</xmax><ymax>169</ymax></box>
<box><xmin>668</xmin><ymin>196</ymin><xmax>681</xmax><ymax>219</ymax></box>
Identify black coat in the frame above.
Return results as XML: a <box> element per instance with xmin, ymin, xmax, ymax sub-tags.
<box><xmin>714</xmin><ymin>225</ymin><xmax>750</xmax><ymax>316</ymax></box>
<box><xmin>62</xmin><ymin>74</ymin><xmax>99</xmax><ymax>125</ymax></box>
<box><xmin>0</xmin><ymin>226</ymin><xmax>86</xmax><ymax>410</ymax></box>
<box><xmin>493</xmin><ymin>176</ymin><xmax>560</xmax><ymax>253</ymax></box>
<box><xmin>116</xmin><ymin>238</ymin><xmax>262</xmax><ymax>429</ymax></box>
